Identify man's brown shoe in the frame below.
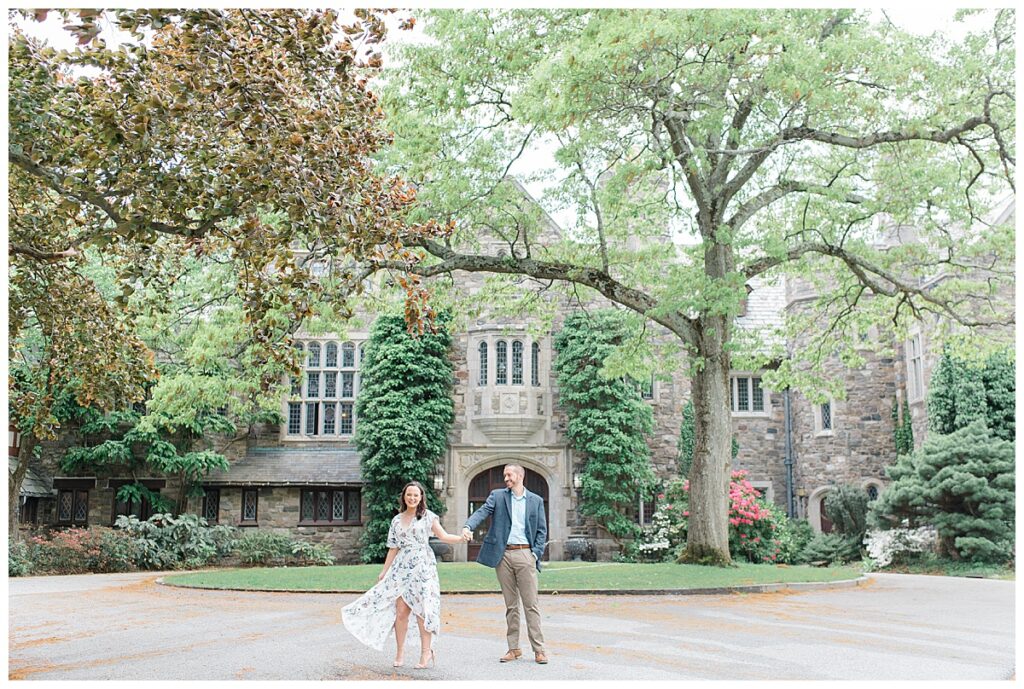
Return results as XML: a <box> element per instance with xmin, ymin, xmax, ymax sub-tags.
<box><xmin>535</xmin><ymin>652</ymin><xmax>549</xmax><ymax>664</ymax></box>
<box><xmin>499</xmin><ymin>649</ymin><xmax>522</xmax><ymax>663</ymax></box>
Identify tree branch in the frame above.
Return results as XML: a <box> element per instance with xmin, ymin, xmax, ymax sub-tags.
<box><xmin>378</xmin><ymin>239</ymin><xmax>699</xmax><ymax>346</ymax></box>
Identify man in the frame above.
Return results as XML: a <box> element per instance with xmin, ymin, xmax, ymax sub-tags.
<box><xmin>463</xmin><ymin>463</ymin><xmax>549</xmax><ymax>664</ymax></box>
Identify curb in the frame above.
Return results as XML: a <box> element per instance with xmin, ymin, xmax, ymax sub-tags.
<box><xmin>156</xmin><ymin>575</ymin><xmax>870</xmax><ymax>595</ymax></box>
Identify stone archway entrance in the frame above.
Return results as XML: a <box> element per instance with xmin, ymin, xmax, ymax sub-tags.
<box><xmin>467</xmin><ymin>465</ymin><xmax>549</xmax><ymax>561</ymax></box>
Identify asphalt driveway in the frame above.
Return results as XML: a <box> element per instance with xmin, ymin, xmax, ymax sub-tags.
<box><xmin>8</xmin><ymin>570</ymin><xmax>1014</xmax><ymax>680</ymax></box>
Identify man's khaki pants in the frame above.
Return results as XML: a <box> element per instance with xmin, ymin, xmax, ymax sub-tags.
<box><xmin>496</xmin><ymin>548</ymin><xmax>545</xmax><ymax>653</ymax></box>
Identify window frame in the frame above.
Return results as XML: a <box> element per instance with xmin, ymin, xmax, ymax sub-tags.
<box><xmin>240</xmin><ymin>488</ymin><xmax>259</xmax><ymax>525</ymax></box>
<box><xmin>531</xmin><ymin>342</ymin><xmax>540</xmax><ymax>387</ymax></box>
<box><xmin>298</xmin><ymin>487</ymin><xmax>362</xmax><ymax>526</ymax></box>
<box><xmin>495</xmin><ymin>340</ymin><xmax>508</xmax><ymax>385</ymax></box>
<box><xmin>285</xmin><ymin>338</ymin><xmax>363</xmax><ymax>440</ymax></box>
<box><xmin>729</xmin><ymin>373</ymin><xmax>770</xmax><ymax>416</ymax></box>
<box><xmin>815</xmin><ymin>400</ymin><xmax>835</xmax><ymax>436</ymax></box>
<box><xmin>511</xmin><ymin>340</ymin><xmax>524</xmax><ymax>385</ymax></box>
<box><xmin>56</xmin><ymin>489</ymin><xmax>90</xmax><ymax>526</ymax></box>
<box><xmin>906</xmin><ymin>333</ymin><xmax>925</xmax><ymax>402</ymax></box>
<box><xmin>202</xmin><ymin>488</ymin><xmax>220</xmax><ymax>524</ymax></box>
<box><xmin>478</xmin><ymin>341</ymin><xmax>489</xmax><ymax>386</ymax></box>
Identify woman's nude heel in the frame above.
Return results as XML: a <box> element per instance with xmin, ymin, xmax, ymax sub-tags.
<box><xmin>414</xmin><ymin>649</ymin><xmax>436</xmax><ymax>669</ymax></box>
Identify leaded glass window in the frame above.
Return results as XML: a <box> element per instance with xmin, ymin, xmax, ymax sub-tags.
<box><xmin>531</xmin><ymin>342</ymin><xmax>540</xmax><ymax>386</ymax></box>
<box><xmin>340</xmin><ymin>402</ymin><xmax>353</xmax><ymax>434</ymax></box>
<box><xmin>242</xmin><ymin>489</ymin><xmax>258</xmax><ymax>522</ymax></box>
<box><xmin>479</xmin><ymin>342</ymin><xmax>488</xmax><ymax>385</ymax></box>
<box><xmin>298</xmin><ymin>488</ymin><xmax>361</xmax><ymax>524</ymax></box>
<box><xmin>323</xmin><ymin>403</ymin><xmax>336</xmax><ymax>434</ymax></box>
<box><xmin>496</xmin><ymin>341</ymin><xmax>508</xmax><ymax>385</ymax></box>
<box><xmin>305</xmin><ymin>402</ymin><xmax>318</xmax><ymax>434</ymax></box>
<box><xmin>287</xmin><ymin>339</ymin><xmax>364</xmax><ymax>436</ymax></box>
<box><xmin>731</xmin><ymin>375</ymin><xmax>768</xmax><ymax>415</ymax></box>
<box><xmin>512</xmin><ymin>340</ymin><xmax>524</xmax><ymax>385</ymax></box>
<box><xmin>203</xmin><ymin>489</ymin><xmax>220</xmax><ymax>524</ymax></box>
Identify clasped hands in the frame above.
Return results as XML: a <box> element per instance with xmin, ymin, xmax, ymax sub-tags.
<box><xmin>461</xmin><ymin>527</ymin><xmax>473</xmax><ymax>542</ymax></box>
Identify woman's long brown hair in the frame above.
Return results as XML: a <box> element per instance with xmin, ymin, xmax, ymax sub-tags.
<box><xmin>398</xmin><ymin>481</ymin><xmax>428</xmax><ymax>520</ymax></box>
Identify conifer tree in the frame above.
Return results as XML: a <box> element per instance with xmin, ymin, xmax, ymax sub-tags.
<box><xmin>870</xmin><ymin>421</ymin><xmax>1014</xmax><ymax>563</ymax></box>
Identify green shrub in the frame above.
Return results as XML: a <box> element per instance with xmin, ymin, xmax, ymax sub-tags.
<box><xmin>234</xmin><ymin>530</ymin><xmax>294</xmax><ymax>565</ymax></box>
<box><xmin>9</xmin><ymin>540</ymin><xmax>33</xmax><ymax>577</ymax></box>
<box><xmin>776</xmin><ymin>518</ymin><xmax>815</xmax><ymax>563</ymax></box>
<box><xmin>115</xmin><ymin>512</ymin><xmax>238</xmax><ymax>569</ymax></box>
<box><xmin>798</xmin><ymin>532</ymin><xmax>861</xmax><ymax>565</ymax></box>
<box><xmin>824</xmin><ymin>484</ymin><xmax>869</xmax><ymax>544</ymax></box>
<box><xmin>291</xmin><ymin>540</ymin><xmax>336</xmax><ymax>566</ymax></box>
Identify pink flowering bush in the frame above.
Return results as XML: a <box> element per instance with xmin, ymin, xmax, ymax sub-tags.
<box><xmin>25</xmin><ymin>527</ymin><xmax>141</xmax><ymax>575</ymax></box>
<box><xmin>633</xmin><ymin>470</ymin><xmax>800</xmax><ymax>564</ymax></box>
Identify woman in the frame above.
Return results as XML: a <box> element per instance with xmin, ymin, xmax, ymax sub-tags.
<box><xmin>341</xmin><ymin>480</ymin><xmax>465</xmax><ymax>669</ymax></box>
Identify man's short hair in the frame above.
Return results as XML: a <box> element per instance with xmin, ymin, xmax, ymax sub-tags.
<box><xmin>504</xmin><ymin>463</ymin><xmax>526</xmax><ymax>478</ymax></box>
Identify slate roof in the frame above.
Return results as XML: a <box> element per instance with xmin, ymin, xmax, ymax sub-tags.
<box><xmin>9</xmin><ymin>458</ymin><xmax>55</xmax><ymax>497</ymax></box>
<box><xmin>737</xmin><ymin>276</ymin><xmax>786</xmax><ymax>335</ymax></box>
<box><xmin>202</xmin><ymin>446</ymin><xmax>364</xmax><ymax>486</ymax></box>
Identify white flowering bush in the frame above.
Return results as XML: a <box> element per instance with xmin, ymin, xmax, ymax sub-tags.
<box><xmin>635</xmin><ymin>508</ymin><xmax>673</xmax><ymax>562</ymax></box>
<box><xmin>864</xmin><ymin>526</ymin><xmax>937</xmax><ymax>567</ymax></box>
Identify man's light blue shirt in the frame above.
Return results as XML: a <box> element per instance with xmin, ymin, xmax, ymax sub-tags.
<box><xmin>507</xmin><ymin>491</ymin><xmax>529</xmax><ymax>545</ymax></box>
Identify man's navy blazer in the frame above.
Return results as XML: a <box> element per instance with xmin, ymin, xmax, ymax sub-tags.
<box><xmin>465</xmin><ymin>487</ymin><xmax>547</xmax><ymax>571</ymax></box>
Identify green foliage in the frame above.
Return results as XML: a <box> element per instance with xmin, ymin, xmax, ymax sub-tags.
<box><xmin>870</xmin><ymin>421</ymin><xmax>1014</xmax><ymax>563</ymax></box>
<box><xmin>115</xmin><ymin>513</ymin><xmax>238</xmax><ymax>570</ymax></box>
<box><xmin>553</xmin><ymin>310</ymin><xmax>657</xmax><ymax>546</ymax></box>
<box><xmin>799</xmin><ymin>532</ymin><xmax>862</xmax><ymax>566</ymax></box>
<box><xmin>233</xmin><ymin>531</ymin><xmax>295</xmax><ymax>566</ymax></box>
<box><xmin>355</xmin><ymin>314</ymin><xmax>455</xmax><ymax>563</ymax></box>
<box><xmin>9</xmin><ymin>541</ymin><xmax>33</xmax><ymax>577</ymax></box>
<box><xmin>61</xmin><ymin>406</ymin><xmax>231</xmax><ymax>515</ymax></box>
<box><xmin>290</xmin><ymin>540</ymin><xmax>337</xmax><ymax>566</ymax></box>
<box><xmin>928</xmin><ymin>345</ymin><xmax>1015</xmax><ymax>441</ymax></box>
<box><xmin>778</xmin><ymin>518</ymin><xmax>815</xmax><ymax>564</ymax></box>
<box><xmin>892</xmin><ymin>399</ymin><xmax>914</xmax><ymax>456</ymax></box>
<box><xmin>823</xmin><ymin>484</ymin><xmax>869</xmax><ymax>543</ymax></box>
<box><xmin>677</xmin><ymin>401</ymin><xmax>695</xmax><ymax>478</ymax></box>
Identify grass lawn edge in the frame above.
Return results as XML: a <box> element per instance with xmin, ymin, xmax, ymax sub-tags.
<box><xmin>157</xmin><ymin>569</ymin><xmax>870</xmax><ymax>596</ymax></box>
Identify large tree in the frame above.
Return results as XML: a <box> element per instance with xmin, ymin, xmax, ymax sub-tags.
<box><xmin>376</xmin><ymin>9</ymin><xmax>1015</xmax><ymax>564</ymax></box>
<box><xmin>8</xmin><ymin>9</ymin><xmax>440</xmax><ymax>529</ymax></box>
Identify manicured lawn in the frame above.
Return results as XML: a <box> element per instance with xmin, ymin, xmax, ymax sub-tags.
<box><xmin>162</xmin><ymin>561</ymin><xmax>863</xmax><ymax>592</ymax></box>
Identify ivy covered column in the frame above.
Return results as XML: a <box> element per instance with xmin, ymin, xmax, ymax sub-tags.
<box><xmin>354</xmin><ymin>314</ymin><xmax>455</xmax><ymax>563</ymax></box>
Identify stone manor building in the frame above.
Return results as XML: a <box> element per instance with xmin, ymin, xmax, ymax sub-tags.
<box><xmin>15</xmin><ymin>193</ymin><xmax>1014</xmax><ymax>563</ymax></box>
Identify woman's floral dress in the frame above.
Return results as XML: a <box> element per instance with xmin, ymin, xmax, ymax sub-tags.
<box><xmin>341</xmin><ymin>510</ymin><xmax>442</xmax><ymax>651</ymax></box>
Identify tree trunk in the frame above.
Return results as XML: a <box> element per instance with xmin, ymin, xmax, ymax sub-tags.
<box><xmin>8</xmin><ymin>435</ymin><xmax>38</xmax><ymax>543</ymax></box>
<box><xmin>678</xmin><ymin>322</ymin><xmax>734</xmax><ymax>566</ymax></box>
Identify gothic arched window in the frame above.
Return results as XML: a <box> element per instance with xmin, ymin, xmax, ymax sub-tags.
<box><xmin>531</xmin><ymin>342</ymin><xmax>540</xmax><ymax>386</ymax></box>
<box><xmin>496</xmin><ymin>341</ymin><xmax>508</xmax><ymax>385</ymax></box>
<box><xmin>512</xmin><ymin>340</ymin><xmax>524</xmax><ymax>385</ymax></box>
<box><xmin>478</xmin><ymin>341</ymin><xmax>489</xmax><ymax>385</ymax></box>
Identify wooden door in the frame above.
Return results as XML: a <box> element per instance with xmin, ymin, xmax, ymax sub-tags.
<box><xmin>467</xmin><ymin>466</ymin><xmax>549</xmax><ymax>561</ymax></box>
